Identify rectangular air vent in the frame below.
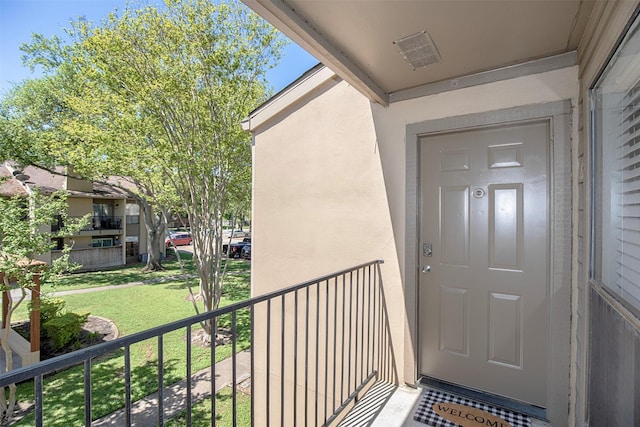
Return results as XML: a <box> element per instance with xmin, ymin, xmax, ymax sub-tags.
<box><xmin>394</xmin><ymin>30</ymin><xmax>441</xmax><ymax>69</ymax></box>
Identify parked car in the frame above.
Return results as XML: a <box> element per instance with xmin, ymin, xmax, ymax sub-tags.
<box><xmin>241</xmin><ymin>243</ymin><xmax>251</xmax><ymax>260</ymax></box>
<box><xmin>165</xmin><ymin>232</ymin><xmax>192</xmax><ymax>247</ymax></box>
<box><xmin>223</xmin><ymin>238</ymin><xmax>251</xmax><ymax>258</ymax></box>
<box><xmin>230</xmin><ymin>229</ymin><xmax>247</xmax><ymax>238</ymax></box>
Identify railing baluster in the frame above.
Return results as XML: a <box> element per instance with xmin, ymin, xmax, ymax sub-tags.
<box><xmin>267</xmin><ymin>299</ymin><xmax>271</xmax><ymax>427</ymax></box>
<box><xmin>348</xmin><ymin>271</ymin><xmax>354</xmax><ymax>394</ymax></box>
<box><xmin>280</xmin><ymin>295</ymin><xmax>285</xmax><ymax>427</ymax></box>
<box><xmin>376</xmin><ymin>270</ymin><xmax>382</xmax><ymax>381</ymax></box>
<box><xmin>360</xmin><ymin>267</ymin><xmax>366</xmax><ymax>383</ymax></box>
<box><xmin>211</xmin><ymin>319</ymin><xmax>217</xmax><ymax>427</ymax></box>
<box><xmin>305</xmin><ymin>286</ymin><xmax>310</xmax><ymax>427</ymax></box>
<box><xmin>158</xmin><ymin>335</ymin><xmax>164</xmax><ymax>427</ymax></box>
<box><xmin>84</xmin><ymin>358</ymin><xmax>91</xmax><ymax>426</ymax></box>
<box><xmin>332</xmin><ymin>276</ymin><xmax>338</xmax><ymax>414</ymax></box>
<box><xmin>366</xmin><ymin>265</ymin><xmax>372</xmax><ymax>377</ymax></box>
<box><xmin>186</xmin><ymin>324</ymin><xmax>192</xmax><ymax>426</ymax></box>
<box><xmin>125</xmin><ymin>345</ymin><xmax>132</xmax><ymax>426</ymax></box>
<box><xmin>232</xmin><ymin>310</ymin><xmax>237</xmax><ymax>427</ymax></box>
<box><xmin>35</xmin><ymin>375</ymin><xmax>43</xmax><ymax>427</ymax></box>
<box><xmin>250</xmin><ymin>305</ymin><xmax>255</xmax><ymax>427</ymax></box>
<box><xmin>341</xmin><ymin>274</ymin><xmax>346</xmax><ymax>404</ymax></box>
<box><xmin>293</xmin><ymin>290</ymin><xmax>298</xmax><ymax>425</ymax></box>
<box><xmin>315</xmin><ymin>282</ymin><xmax>320</xmax><ymax>426</ymax></box>
<box><xmin>324</xmin><ymin>280</ymin><xmax>329</xmax><ymax>424</ymax></box>
<box><xmin>355</xmin><ymin>268</ymin><xmax>360</xmax><ymax>389</ymax></box>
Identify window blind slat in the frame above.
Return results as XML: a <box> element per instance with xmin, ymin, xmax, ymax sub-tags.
<box><xmin>618</xmin><ymin>192</ymin><xmax>640</xmax><ymax>205</ymax></box>
<box><xmin>620</xmin><ymin>218</ymin><xmax>640</xmax><ymax>231</ymax></box>
<box><xmin>619</xmin><ymin>178</ymin><xmax>640</xmax><ymax>192</ymax></box>
<box><xmin>615</xmin><ymin>275</ymin><xmax>640</xmax><ymax>303</ymax></box>
<box><xmin>621</xmin><ymin>152</ymin><xmax>640</xmax><ymax>170</ymax></box>
<box><xmin>616</xmin><ymin>252</ymin><xmax>640</xmax><ymax>270</ymax></box>
<box><xmin>621</xmin><ymin>204</ymin><xmax>640</xmax><ymax>216</ymax></box>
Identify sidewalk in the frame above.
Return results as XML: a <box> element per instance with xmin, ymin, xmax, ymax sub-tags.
<box><xmin>93</xmin><ymin>350</ymin><xmax>251</xmax><ymax>426</ymax></box>
<box><xmin>8</xmin><ymin>269</ymin><xmax>250</xmax><ymax>300</ymax></box>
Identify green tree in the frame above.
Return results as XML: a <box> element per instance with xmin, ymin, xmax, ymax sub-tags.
<box><xmin>2</xmin><ymin>0</ymin><xmax>286</xmax><ymax>333</ymax></box>
<box><xmin>0</xmin><ymin>189</ymin><xmax>87</xmax><ymax>423</ymax></box>
<box><xmin>0</xmin><ymin>73</ymin><xmax>177</xmax><ymax>272</ymax></box>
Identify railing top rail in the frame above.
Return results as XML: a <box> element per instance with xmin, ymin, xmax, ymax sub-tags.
<box><xmin>245</xmin><ymin>259</ymin><xmax>383</xmax><ymax>305</ymax></box>
<box><xmin>0</xmin><ymin>259</ymin><xmax>383</xmax><ymax>385</ymax></box>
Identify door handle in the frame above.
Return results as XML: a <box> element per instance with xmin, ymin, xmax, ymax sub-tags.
<box><xmin>422</xmin><ymin>265</ymin><xmax>431</xmax><ymax>273</ymax></box>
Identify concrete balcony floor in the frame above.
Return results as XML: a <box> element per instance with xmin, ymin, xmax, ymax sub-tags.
<box><xmin>340</xmin><ymin>382</ymin><xmax>552</xmax><ymax>427</ymax></box>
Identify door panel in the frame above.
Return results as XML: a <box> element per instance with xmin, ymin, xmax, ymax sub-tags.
<box><xmin>419</xmin><ymin>121</ymin><xmax>549</xmax><ymax>408</ymax></box>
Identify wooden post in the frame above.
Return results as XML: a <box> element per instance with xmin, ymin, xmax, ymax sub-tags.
<box><xmin>30</xmin><ymin>274</ymin><xmax>41</xmax><ymax>353</ymax></box>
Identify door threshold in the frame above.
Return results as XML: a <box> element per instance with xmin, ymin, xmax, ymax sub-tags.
<box><xmin>417</xmin><ymin>376</ymin><xmax>548</xmax><ymax>422</ymax></box>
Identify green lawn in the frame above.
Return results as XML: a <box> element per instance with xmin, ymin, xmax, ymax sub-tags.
<box><xmin>165</xmin><ymin>387</ymin><xmax>252</xmax><ymax>427</ymax></box>
<box><xmin>10</xmin><ymin>260</ymin><xmax>251</xmax><ymax>426</ymax></box>
<box><xmin>41</xmin><ymin>252</ymin><xmax>250</xmax><ymax>293</ymax></box>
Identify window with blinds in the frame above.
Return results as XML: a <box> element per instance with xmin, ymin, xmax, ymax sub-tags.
<box><xmin>592</xmin><ymin>13</ymin><xmax>640</xmax><ymax>316</ymax></box>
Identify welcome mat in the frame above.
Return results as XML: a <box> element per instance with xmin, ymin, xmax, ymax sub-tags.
<box><xmin>413</xmin><ymin>389</ymin><xmax>531</xmax><ymax>427</ymax></box>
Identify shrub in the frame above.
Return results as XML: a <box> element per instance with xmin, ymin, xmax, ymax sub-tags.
<box><xmin>43</xmin><ymin>312</ymin><xmax>89</xmax><ymax>350</ymax></box>
<box><xmin>35</xmin><ymin>298</ymin><xmax>67</xmax><ymax>323</ymax></box>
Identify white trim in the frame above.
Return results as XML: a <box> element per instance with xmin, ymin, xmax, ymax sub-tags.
<box><xmin>390</xmin><ymin>52</ymin><xmax>578</xmax><ymax>103</ymax></box>
<box><xmin>242</xmin><ymin>65</ymin><xmax>337</xmax><ymax>133</ymax></box>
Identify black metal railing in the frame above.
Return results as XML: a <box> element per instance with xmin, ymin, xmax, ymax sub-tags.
<box><xmin>0</xmin><ymin>260</ymin><xmax>396</xmax><ymax>426</ymax></box>
<box><xmin>52</xmin><ymin>215</ymin><xmax>123</xmax><ymax>233</ymax></box>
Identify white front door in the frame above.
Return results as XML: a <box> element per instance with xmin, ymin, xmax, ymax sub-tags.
<box><xmin>418</xmin><ymin>120</ymin><xmax>549</xmax><ymax>407</ymax></box>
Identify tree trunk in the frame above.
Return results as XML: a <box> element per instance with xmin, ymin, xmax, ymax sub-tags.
<box><xmin>0</xmin><ymin>282</ymin><xmax>25</xmax><ymax>424</ymax></box>
<box><xmin>140</xmin><ymin>199</ymin><xmax>166</xmax><ymax>271</ymax></box>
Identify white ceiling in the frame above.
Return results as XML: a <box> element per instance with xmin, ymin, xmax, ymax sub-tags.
<box><xmin>243</xmin><ymin>0</ymin><xmax>595</xmax><ymax>104</ymax></box>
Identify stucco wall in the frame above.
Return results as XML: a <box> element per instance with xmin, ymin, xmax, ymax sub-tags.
<box><xmin>251</xmin><ymin>76</ymin><xmax>404</xmax><ymax>425</ymax></box>
<box><xmin>67</xmin><ymin>197</ymin><xmax>92</xmax><ymax>218</ymax></box>
<box><xmin>251</xmin><ymin>77</ymin><xmax>400</xmax><ymax>297</ymax></box>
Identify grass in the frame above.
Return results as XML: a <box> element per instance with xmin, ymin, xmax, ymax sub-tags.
<box><xmin>165</xmin><ymin>387</ymin><xmax>252</xmax><ymax>427</ymax></box>
<box><xmin>9</xmin><ymin>260</ymin><xmax>252</xmax><ymax>426</ymax></box>
<box><xmin>42</xmin><ymin>251</ymin><xmax>250</xmax><ymax>293</ymax></box>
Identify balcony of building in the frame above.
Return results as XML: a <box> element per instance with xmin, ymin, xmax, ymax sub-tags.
<box><xmin>0</xmin><ymin>260</ymin><xmax>552</xmax><ymax>426</ymax></box>
<box><xmin>0</xmin><ymin>261</ymin><xmax>399</xmax><ymax>426</ymax></box>
<box><xmin>51</xmin><ymin>215</ymin><xmax>124</xmax><ymax>234</ymax></box>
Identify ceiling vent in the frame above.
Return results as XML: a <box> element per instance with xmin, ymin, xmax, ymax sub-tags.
<box><xmin>394</xmin><ymin>30</ymin><xmax>441</xmax><ymax>69</ymax></box>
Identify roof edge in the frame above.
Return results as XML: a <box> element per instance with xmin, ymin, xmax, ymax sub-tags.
<box><xmin>243</xmin><ymin>64</ymin><xmax>336</xmax><ymax>132</ymax></box>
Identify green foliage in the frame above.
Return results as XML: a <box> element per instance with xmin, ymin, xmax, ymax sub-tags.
<box><xmin>32</xmin><ymin>297</ymin><xmax>66</xmax><ymax>323</ymax></box>
<box><xmin>0</xmin><ymin>190</ymin><xmax>87</xmax><ymax>291</ymax></box>
<box><xmin>43</xmin><ymin>311</ymin><xmax>89</xmax><ymax>350</ymax></box>
<box><xmin>0</xmin><ymin>0</ymin><xmax>285</xmax><ymax>315</ymax></box>
<box><xmin>32</xmin><ymin>297</ymin><xmax>91</xmax><ymax>351</ymax></box>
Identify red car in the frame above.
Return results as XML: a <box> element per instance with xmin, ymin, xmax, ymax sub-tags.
<box><xmin>165</xmin><ymin>232</ymin><xmax>192</xmax><ymax>247</ymax></box>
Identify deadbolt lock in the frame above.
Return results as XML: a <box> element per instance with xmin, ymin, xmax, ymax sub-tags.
<box><xmin>423</xmin><ymin>243</ymin><xmax>432</xmax><ymax>257</ymax></box>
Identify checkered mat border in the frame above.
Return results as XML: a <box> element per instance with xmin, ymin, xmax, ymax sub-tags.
<box><xmin>413</xmin><ymin>389</ymin><xmax>531</xmax><ymax>427</ymax></box>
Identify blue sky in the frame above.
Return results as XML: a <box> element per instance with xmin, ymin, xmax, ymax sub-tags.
<box><xmin>0</xmin><ymin>0</ymin><xmax>319</xmax><ymax>96</ymax></box>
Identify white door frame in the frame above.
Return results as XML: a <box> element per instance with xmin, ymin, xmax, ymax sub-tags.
<box><xmin>404</xmin><ymin>101</ymin><xmax>572</xmax><ymax>426</ymax></box>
